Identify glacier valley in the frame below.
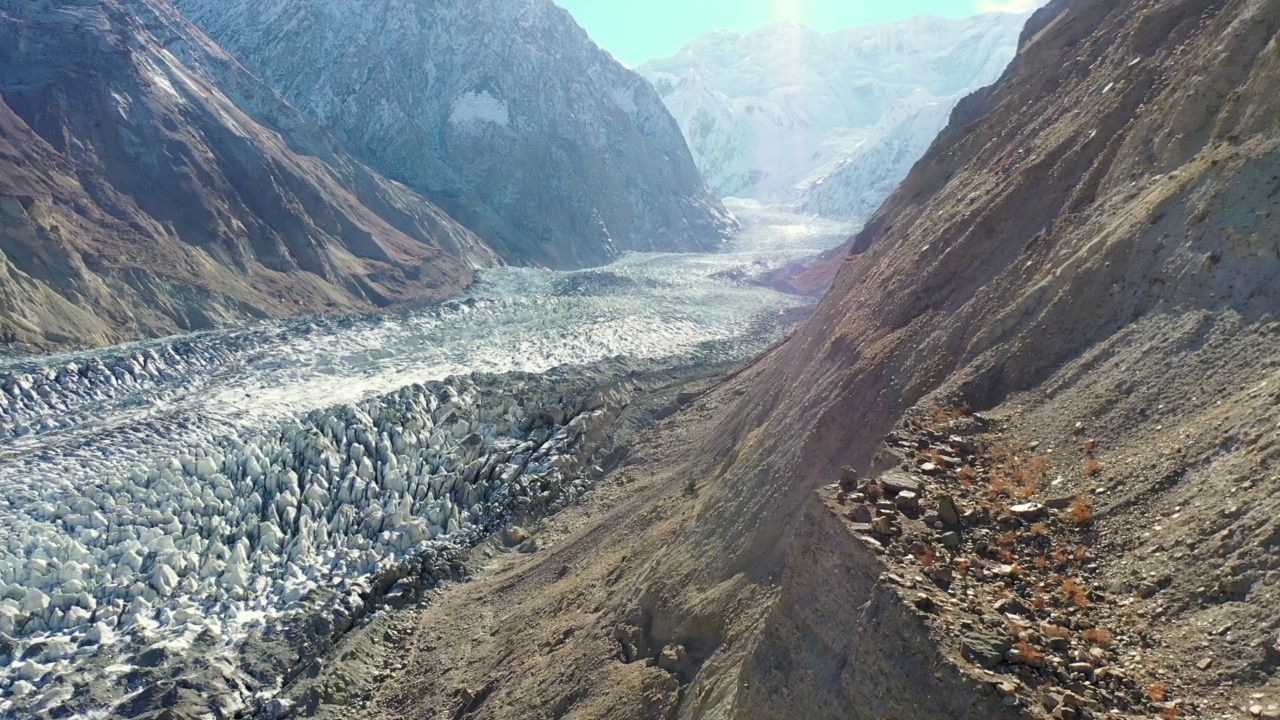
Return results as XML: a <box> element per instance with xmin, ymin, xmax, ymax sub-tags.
<box><xmin>0</xmin><ymin>205</ymin><xmax>852</xmax><ymax>719</ymax></box>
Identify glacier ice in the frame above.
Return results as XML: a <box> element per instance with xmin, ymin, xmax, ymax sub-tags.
<box><xmin>0</xmin><ymin>207</ymin><xmax>854</xmax><ymax>716</ymax></box>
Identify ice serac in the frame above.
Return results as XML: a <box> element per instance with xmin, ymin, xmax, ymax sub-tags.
<box><xmin>0</xmin><ymin>0</ymin><xmax>498</xmax><ymax>351</ymax></box>
<box><xmin>638</xmin><ymin>13</ymin><xmax>1029</xmax><ymax>221</ymax></box>
<box><xmin>171</xmin><ymin>0</ymin><xmax>738</xmax><ymax>270</ymax></box>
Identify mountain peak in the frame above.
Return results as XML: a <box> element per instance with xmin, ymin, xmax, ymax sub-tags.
<box><xmin>638</xmin><ymin>12</ymin><xmax>1029</xmax><ymax>220</ymax></box>
<box><xmin>173</xmin><ymin>0</ymin><xmax>738</xmax><ymax>270</ymax></box>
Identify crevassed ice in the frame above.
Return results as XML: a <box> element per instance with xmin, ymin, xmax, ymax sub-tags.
<box><xmin>0</xmin><ymin>206</ymin><xmax>854</xmax><ymax>717</ymax></box>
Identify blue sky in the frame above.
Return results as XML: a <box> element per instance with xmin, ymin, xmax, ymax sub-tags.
<box><xmin>557</xmin><ymin>0</ymin><xmax>1042</xmax><ymax>66</ymax></box>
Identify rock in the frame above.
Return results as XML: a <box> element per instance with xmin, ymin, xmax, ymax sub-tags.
<box><xmin>962</xmin><ymin>630</ymin><xmax>1012</xmax><ymax>669</ymax></box>
<box><xmin>938</xmin><ymin>531</ymin><xmax>962</xmax><ymax>549</ymax></box>
<box><xmin>1196</xmin><ymin>656</ymin><xmax>1214</xmax><ymax>670</ymax></box>
<box><xmin>994</xmin><ymin>597</ymin><xmax>1030</xmax><ymax>616</ymax></box>
<box><xmin>926</xmin><ymin>565</ymin><xmax>955</xmax><ymax>584</ymax></box>
<box><xmin>920</xmin><ymin>462</ymin><xmax>940</xmax><ymax>474</ymax></box>
<box><xmin>871</xmin><ymin>516</ymin><xmax>896</xmax><ymax>535</ymax></box>
<box><xmin>894</xmin><ymin>491</ymin><xmax>920</xmax><ymax>512</ymax></box>
<box><xmin>1042</xmin><ymin>691</ymin><xmax>1063</xmax><ymax>711</ymax></box>
<box><xmin>912</xmin><ymin>594</ymin><xmax>937</xmax><ymax>612</ymax></box>
<box><xmin>657</xmin><ymin>644</ymin><xmax>693</xmax><ymax>679</ymax></box>
<box><xmin>880</xmin><ymin>471</ymin><xmax>922</xmax><ymax>495</ymax></box>
<box><xmin>503</xmin><ymin>526</ymin><xmax>532</xmax><ymax>547</ymax></box>
<box><xmin>135</xmin><ymin>645</ymin><xmax>172</xmax><ymax>668</ymax></box>
<box><xmin>847</xmin><ymin>505</ymin><xmax>874</xmax><ymax>523</ymax></box>
<box><xmin>1060</xmin><ymin>691</ymin><xmax>1090</xmax><ymax>709</ymax></box>
<box><xmin>1010</xmin><ymin>502</ymin><xmax>1045</xmax><ymax>520</ymax></box>
<box><xmin>839</xmin><ymin>466</ymin><xmax>860</xmax><ymax>490</ymax></box>
<box><xmin>936</xmin><ymin>494</ymin><xmax>962</xmax><ymax>526</ymax></box>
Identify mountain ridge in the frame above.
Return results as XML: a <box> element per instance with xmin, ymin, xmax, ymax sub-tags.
<box><xmin>0</xmin><ymin>0</ymin><xmax>499</xmax><ymax>350</ymax></box>
<box><xmin>638</xmin><ymin>12</ymin><xmax>1028</xmax><ymax>221</ymax></box>
<box><xmin>172</xmin><ymin>0</ymin><xmax>738</xmax><ymax>270</ymax></box>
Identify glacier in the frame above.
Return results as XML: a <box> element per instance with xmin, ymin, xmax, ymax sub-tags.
<box><xmin>638</xmin><ymin>13</ymin><xmax>1030</xmax><ymax>221</ymax></box>
<box><xmin>0</xmin><ymin>206</ymin><xmax>854</xmax><ymax>718</ymax></box>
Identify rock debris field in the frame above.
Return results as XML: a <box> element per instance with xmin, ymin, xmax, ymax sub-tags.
<box><xmin>0</xmin><ymin>206</ymin><xmax>853</xmax><ymax>718</ymax></box>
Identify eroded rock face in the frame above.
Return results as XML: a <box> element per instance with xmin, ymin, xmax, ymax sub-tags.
<box><xmin>0</xmin><ymin>0</ymin><xmax>500</xmax><ymax>351</ymax></box>
<box><xmin>172</xmin><ymin>0</ymin><xmax>738</xmax><ymax>270</ymax></box>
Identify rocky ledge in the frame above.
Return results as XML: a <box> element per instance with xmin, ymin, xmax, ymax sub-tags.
<box><xmin>818</xmin><ymin>407</ymin><xmax>1245</xmax><ymax>719</ymax></box>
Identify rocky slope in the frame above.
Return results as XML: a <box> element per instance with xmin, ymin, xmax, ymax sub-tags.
<box><xmin>346</xmin><ymin>0</ymin><xmax>1280</xmax><ymax>718</ymax></box>
<box><xmin>0</xmin><ymin>0</ymin><xmax>498</xmax><ymax>351</ymax></box>
<box><xmin>171</xmin><ymin>0</ymin><xmax>737</xmax><ymax>270</ymax></box>
<box><xmin>638</xmin><ymin>14</ymin><xmax>1028</xmax><ymax>220</ymax></box>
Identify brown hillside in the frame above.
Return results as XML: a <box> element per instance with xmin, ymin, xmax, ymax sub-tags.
<box><xmin>0</xmin><ymin>0</ymin><xmax>497</xmax><ymax>351</ymax></box>
<box><xmin>345</xmin><ymin>0</ymin><xmax>1280</xmax><ymax>718</ymax></box>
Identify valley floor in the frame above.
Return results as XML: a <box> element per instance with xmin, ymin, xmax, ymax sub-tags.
<box><xmin>0</xmin><ymin>206</ymin><xmax>853</xmax><ymax>718</ymax></box>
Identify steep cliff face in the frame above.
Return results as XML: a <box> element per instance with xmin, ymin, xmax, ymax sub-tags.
<box><xmin>0</xmin><ymin>0</ymin><xmax>497</xmax><ymax>350</ymax></box>
<box><xmin>638</xmin><ymin>14</ymin><xmax>1027</xmax><ymax>220</ymax></box>
<box><xmin>172</xmin><ymin>0</ymin><xmax>737</xmax><ymax>270</ymax></box>
<box><xmin>359</xmin><ymin>1</ymin><xmax>1280</xmax><ymax>718</ymax></box>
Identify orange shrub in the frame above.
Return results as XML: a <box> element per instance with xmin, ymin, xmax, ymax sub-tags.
<box><xmin>1083</xmin><ymin>458</ymin><xmax>1104</xmax><ymax>478</ymax></box>
<box><xmin>1082</xmin><ymin>628</ymin><xmax>1114</xmax><ymax>647</ymax></box>
<box><xmin>1061</xmin><ymin>578</ymin><xmax>1091</xmax><ymax>608</ymax></box>
<box><xmin>1069</xmin><ymin>496</ymin><xmax>1094</xmax><ymax>526</ymax></box>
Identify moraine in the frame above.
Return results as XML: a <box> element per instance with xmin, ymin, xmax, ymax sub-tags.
<box><xmin>0</xmin><ymin>204</ymin><xmax>852</xmax><ymax>719</ymax></box>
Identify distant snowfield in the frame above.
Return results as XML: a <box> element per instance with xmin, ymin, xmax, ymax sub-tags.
<box><xmin>0</xmin><ymin>205</ymin><xmax>853</xmax><ymax>717</ymax></box>
<box><xmin>638</xmin><ymin>14</ymin><xmax>1028</xmax><ymax>220</ymax></box>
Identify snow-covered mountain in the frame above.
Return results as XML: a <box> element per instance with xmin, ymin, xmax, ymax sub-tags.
<box><xmin>638</xmin><ymin>13</ymin><xmax>1029</xmax><ymax>221</ymax></box>
<box><xmin>171</xmin><ymin>0</ymin><xmax>737</xmax><ymax>269</ymax></box>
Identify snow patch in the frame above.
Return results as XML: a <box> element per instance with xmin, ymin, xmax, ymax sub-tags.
<box><xmin>448</xmin><ymin>90</ymin><xmax>509</xmax><ymax>128</ymax></box>
<box><xmin>110</xmin><ymin>92</ymin><xmax>132</xmax><ymax>120</ymax></box>
<box><xmin>609</xmin><ymin>86</ymin><xmax>638</xmax><ymax>115</ymax></box>
<box><xmin>141</xmin><ymin>60</ymin><xmax>182</xmax><ymax>102</ymax></box>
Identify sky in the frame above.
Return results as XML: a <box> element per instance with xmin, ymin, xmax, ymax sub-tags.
<box><xmin>557</xmin><ymin>0</ymin><xmax>1043</xmax><ymax>66</ymax></box>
